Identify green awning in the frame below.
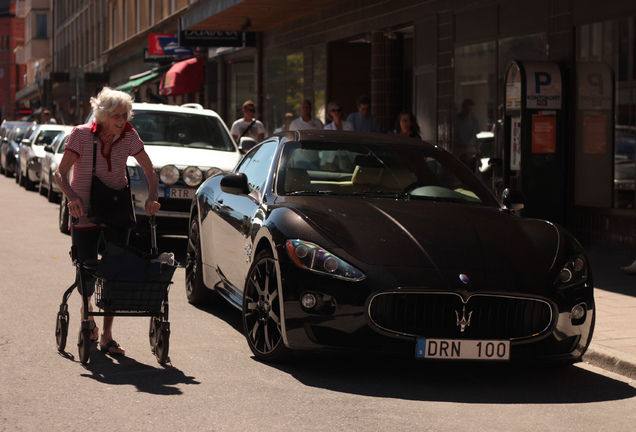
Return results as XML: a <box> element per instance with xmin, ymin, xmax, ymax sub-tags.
<box><xmin>115</xmin><ymin>70</ymin><xmax>162</xmax><ymax>93</ymax></box>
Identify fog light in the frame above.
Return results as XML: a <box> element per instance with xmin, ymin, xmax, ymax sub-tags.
<box><xmin>571</xmin><ymin>304</ymin><xmax>586</xmax><ymax>320</ymax></box>
<box><xmin>301</xmin><ymin>293</ymin><xmax>317</xmax><ymax>309</ymax></box>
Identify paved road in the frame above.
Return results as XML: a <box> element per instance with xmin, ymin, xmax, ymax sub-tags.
<box><xmin>1</xmin><ymin>174</ymin><xmax>635</xmax><ymax>432</ymax></box>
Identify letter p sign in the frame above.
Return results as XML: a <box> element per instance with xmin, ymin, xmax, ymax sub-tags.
<box><xmin>535</xmin><ymin>72</ymin><xmax>551</xmax><ymax>94</ymax></box>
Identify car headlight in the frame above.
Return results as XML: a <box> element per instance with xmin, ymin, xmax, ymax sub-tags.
<box><xmin>183</xmin><ymin>166</ymin><xmax>203</xmax><ymax>186</ymax></box>
<box><xmin>206</xmin><ymin>167</ymin><xmax>222</xmax><ymax>179</ymax></box>
<box><xmin>286</xmin><ymin>240</ymin><xmax>365</xmax><ymax>281</ymax></box>
<box><xmin>554</xmin><ymin>254</ymin><xmax>588</xmax><ymax>288</ymax></box>
<box><xmin>160</xmin><ymin>165</ymin><xmax>180</xmax><ymax>185</ymax></box>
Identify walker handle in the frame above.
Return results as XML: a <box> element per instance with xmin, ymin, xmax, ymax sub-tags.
<box><xmin>150</xmin><ymin>215</ymin><xmax>158</xmax><ymax>255</ymax></box>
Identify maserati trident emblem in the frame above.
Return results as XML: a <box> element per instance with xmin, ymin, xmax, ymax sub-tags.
<box><xmin>455</xmin><ymin>306</ymin><xmax>473</xmax><ymax>332</ymax></box>
<box><xmin>459</xmin><ymin>273</ymin><xmax>470</xmax><ymax>284</ymax></box>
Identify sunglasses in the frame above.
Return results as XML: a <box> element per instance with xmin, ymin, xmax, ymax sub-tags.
<box><xmin>244</xmin><ymin>108</ymin><xmax>255</xmax><ymax>112</ymax></box>
<box><xmin>330</xmin><ymin>108</ymin><xmax>342</xmax><ymax>113</ymax></box>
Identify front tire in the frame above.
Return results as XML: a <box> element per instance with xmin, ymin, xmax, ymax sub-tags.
<box><xmin>242</xmin><ymin>250</ymin><xmax>290</xmax><ymax>363</ymax></box>
<box><xmin>185</xmin><ymin>217</ymin><xmax>210</xmax><ymax>304</ymax></box>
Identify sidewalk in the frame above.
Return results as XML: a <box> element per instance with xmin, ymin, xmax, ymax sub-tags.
<box><xmin>582</xmin><ymin>245</ymin><xmax>636</xmax><ymax>379</ymax></box>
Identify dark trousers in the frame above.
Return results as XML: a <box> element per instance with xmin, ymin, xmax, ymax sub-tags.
<box><xmin>73</xmin><ymin>227</ymin><xmax>129</xmax><ymax>296</ymax></box>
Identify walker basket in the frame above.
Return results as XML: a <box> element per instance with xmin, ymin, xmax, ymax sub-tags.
<box><xmin>94</xmin><ymin>242</ymin><xmax>177</xmax><ymax>313</ymax></box>
<box><xmin>95</xmin><ymin>277</ymin><xmax>171</xmax><ymax>313</ymax></box>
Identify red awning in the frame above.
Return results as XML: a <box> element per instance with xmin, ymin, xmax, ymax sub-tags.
<box><xmin>159</xmin><ymin>57</ymin><xmax>204</xmax><ymax>96</ymax></box>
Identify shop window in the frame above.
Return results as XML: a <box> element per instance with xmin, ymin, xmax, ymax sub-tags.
<box><xmin>313</xmin><ymin>48</ymin><xmax>326</xmax><ymax>122</ymax></box>
<box><xmin>229</xmin><ymin>62</ymin><xmax>255</xmax><ymax>122</ymax></box>
<box><xmin>579</xmin><ymin>18</ymin><xmax>635</xmax><ymax>209</ymax></box>
<box><xmin>268</xmin><ymin>52</ymin><xmax>304</xmax><ymax>134</ymax></box>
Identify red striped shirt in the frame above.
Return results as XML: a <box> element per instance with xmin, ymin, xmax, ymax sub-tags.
<box><xmin>65</xmin><ymin>121</ymin><xmax>144</xmax><ymax>228</ymax></box>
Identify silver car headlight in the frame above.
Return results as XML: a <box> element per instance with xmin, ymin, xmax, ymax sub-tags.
<box><xmin>206</xmin><ymin>167</ymin><xmax>222</xmax><ymax>179</ymax></box>
<box><xmin>554</xmin><ymin>254</ymin><xmax>588</xmax><ymax>288</ymax></box>
<box><xmin>159</xmin><ymin>165</ymin><xmax>180</xmax><ymax>185</ymax></box>
<box><xmin>183</xmin><ymin>166</ymin><xmax>203</xmax><ymax>186</ymax></box>
<box><xmin>286</xmin><ymin>239</ymin><xmax>365</xmax><ymax>281</ymax></box>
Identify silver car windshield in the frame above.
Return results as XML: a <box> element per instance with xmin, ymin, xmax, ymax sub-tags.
<box><xmin>130</xmin><ymin>110</ymin><xmax>235</xmax><ymax>152</ymax></box>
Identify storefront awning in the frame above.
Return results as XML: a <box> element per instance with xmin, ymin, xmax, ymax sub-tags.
<box><xmin>115</xmin><ymin>69</ymin><xmax>163</xmax><ymax>94</ymax></box>
<box><xmin>159</xmin><ymin>57</ymin><xmax>204</xmax><ymax>96</ymax></box>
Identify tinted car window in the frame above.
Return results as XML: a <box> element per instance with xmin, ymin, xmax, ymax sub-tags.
<box><xmin>278</xmin><ymin>140</ymin><xmax>499</xmax><ymax>206</ymax></box>
<box><xmin>130</xmin><ymin>110</ymin><xmax>236</xmax><ymax>152</ymax></box>
<box><xmin>236</xmin><ymin>141</ymin><xmax>278</xmax><ymax>194</ymax></box>
<box><xmin>35</xmin><ymin>130</ymin><xmax>64</xmax><ymax>146</ymax></box>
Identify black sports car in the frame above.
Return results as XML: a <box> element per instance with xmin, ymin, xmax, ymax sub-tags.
<box><xmin>186</xmin><ymin>130</ymin><xmax>594</xmax><ymax>363</ymax></box>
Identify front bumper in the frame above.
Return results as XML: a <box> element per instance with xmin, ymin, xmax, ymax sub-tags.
<box><xmin>279</xmin><ymin>262</ymin><xmax>595</xmax><ymax>362</ymax></box>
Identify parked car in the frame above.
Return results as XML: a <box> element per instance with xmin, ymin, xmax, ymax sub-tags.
<box><xmin>59</xmin><ymin>102</ymin><xmax>241</xmax><ymax>234</ymax></box>
<box><xmin>39</xmin><ymin>127</ymin><xmax>72</xmax><ymax>202</ymax></box>
<box><xmin>0</xmin><ymin>121</ymin><xmax>34</xmax><ymax>177</ymax></box>
<box><xmin>18</xmin><ymin>124</ymin><xmax>69</xmax><ymax>191</ymax></box>
<box><xmin>185</xmin><ymin>130</ymin><xmax>595</xmax><ymax>364</ymax></box>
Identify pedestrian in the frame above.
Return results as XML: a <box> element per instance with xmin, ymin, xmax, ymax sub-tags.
<box><xmin>274</xmin><ymin>112</ymin><xmax>294</xmax><ymax>133</ymax></box>
<box><xmin>346</xmin><ymin>95</ymin><xmax>380</xmax><ymax>133</ymax></box>
<box><xmin>324</xmin><ymin>101</ymin><xmax>353</xmax><ymax>131</ymax></box>
<box><xmin>230</xmin><ymin>100</ymin><xmax>266</xmax><ymax>143</ymax></box>
<box><xmin>290</xmin><ymin>99</ymin><xmax>324</xmax><ymax>130</ymax></box>
<box><xmin>454</xmin><ymin>98</ymin><xmax>480</xmax><ymax>166</ymax></box>
<box><xmin>55</xmin><ymin>87</ymin><xmax>161</xmax><ymax>356</ymax></box>
<box><xmin>41</xmin><ymin>109</ymin><xmax>57</xmax><ymax>124</ymax></box>
<box><xmin>389</xmin><ymin>110</ymin><xmax>421</xmax><ymax>139</ymax></box>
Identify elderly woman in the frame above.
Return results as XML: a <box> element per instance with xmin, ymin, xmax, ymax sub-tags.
<box><xmin>324</xmin><ymin>101</ymin><xmax>354</xmax><ymax>131</ymax></box>
<box><xmin>55</xmin><ymin>87</ymin><xmax>160</xmax><ymax>356</ymax></box>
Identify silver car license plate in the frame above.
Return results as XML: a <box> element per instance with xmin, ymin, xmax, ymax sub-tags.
<box><xmin>416</xmin><ymin>338</ymin><xmax>510</xmax><ymax>360</ymax></box>
<box><xmin>165</xmin><ymin>187</ymin><xmax>195</xmax><ymax>199</ymax></box>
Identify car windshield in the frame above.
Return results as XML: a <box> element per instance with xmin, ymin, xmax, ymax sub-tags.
<box><xmin>278</xmin><ymin>140</ymin><xmax>499</xmax><ymax>206</ymax></box>
<box><xmin>130</xmin><ymin>110</ymin><xmax>235</xmax><ymax>152</ymax></box>
<box><xmin>35</xmin><ymin>130</ymin><xmax>64</xmax><ymax>146</ymax></box>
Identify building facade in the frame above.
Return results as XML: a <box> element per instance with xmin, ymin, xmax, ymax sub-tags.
<box><xmin>26</xmin><ymin>0</ymin><xmax>636</xmax><ymax>248</ymax></box>
<box><xmin>0</xmin><ymin>0</ymin><xmax>26</xmax><ymax>120</ymax></box>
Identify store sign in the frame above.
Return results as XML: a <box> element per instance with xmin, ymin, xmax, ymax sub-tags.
<box><xmin>179</xmin><ymin>30</ymin><xmax>256</xmax><ymax>47</ymax></box>
<box><xmin>148</xmin><ymin>34</ymin><xmax>194</xmax><ymax>56</ymax></box>
<box><xmin>14</xmin><ymin>108</ymin><xmax>33</xmax><ymax>116</ymax></box>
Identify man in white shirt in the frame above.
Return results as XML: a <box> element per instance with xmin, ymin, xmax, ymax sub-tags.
<box><xmin>230</xmin><ymin>100</ymin><xmax>265</xmax><ymax>143</ymax></box>
<box><xmin>290</xmin><ymin>99</ymin><xmax>324</xmax><ymax>130</ymax></box>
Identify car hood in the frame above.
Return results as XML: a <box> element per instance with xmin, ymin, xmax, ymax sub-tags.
<box><xmin>285</xmin><ymin>196</ymin><xmax>560</xmax><ymax>276</ymax></box>
<box><xmin>135</xmin><ymin>145</ymin><xmax>240</xmax><ymax>171</ymax></box>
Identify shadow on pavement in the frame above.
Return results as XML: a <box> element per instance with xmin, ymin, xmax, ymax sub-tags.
<box><xmin>80</xmin><ymin>347</ymin><xmax>200</xmax><ymax>395</ymax></box>
<box><xmin>269</xmin><ymin>354</ymin><xmax>636</xmax><ymax>404</ymax></box>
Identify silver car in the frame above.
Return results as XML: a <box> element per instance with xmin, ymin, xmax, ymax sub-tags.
<box><xmin>39</xmin><ymin>127</ymin><xmax>73</xmax><ymax>202</ymax></box>
<box><xmin>18</xmin><ymin>124</ymin><xmax>70</xmax><ymax>191</ymax></box>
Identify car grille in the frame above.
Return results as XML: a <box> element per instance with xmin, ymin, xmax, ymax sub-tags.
<box><xmin>368</xmin><ymin>292</ymin><xmax>553</xmax><ymax>340</ymax></box>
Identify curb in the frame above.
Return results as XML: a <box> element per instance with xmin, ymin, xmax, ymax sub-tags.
<box><xmin>583</xmin><ymin>345</ymin><xmax>636</xmax><ymax>380</ymax></box>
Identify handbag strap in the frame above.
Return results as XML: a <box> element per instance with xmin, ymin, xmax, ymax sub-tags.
<box><xmin>239</xmin><ymin>120</ymin><xmax>256</xmax><ymax>139</ymax></box>
<box><xmin>92</xmin><ymin>132</ymin><xmax>131</xmax><ymax>185</ymax></box>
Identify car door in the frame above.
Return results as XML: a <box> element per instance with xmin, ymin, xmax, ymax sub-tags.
<box><xmin>212</xmin><ymin>140</ymin><xmax>278</xmax><ymax>296</ymax></box>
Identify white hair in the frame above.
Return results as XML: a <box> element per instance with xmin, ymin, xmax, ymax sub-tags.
<box><xmin>90</xmin><ymin>87</ymin><xmax>134</xmax><ymax>124</ymax></box>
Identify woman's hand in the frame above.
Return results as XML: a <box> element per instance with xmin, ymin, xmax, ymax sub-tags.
<box><xmin>145</xmin><ymin>193</ymin><xmax>161</xmax><ymax>216</ymax></box>
<box><xmin>68</xmin><ymin>197</ymin><xmax>85</xmax><ymax>219</ymax></box>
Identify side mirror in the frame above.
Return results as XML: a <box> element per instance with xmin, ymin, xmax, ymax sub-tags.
<box><xmin>238</xmin><ymin>137</ymin><xmax>257</xmax><ymax>154</ymax></box>
<box><xmin>502</xmin><ymin>188</ymin><xmax>526</xmax><ymax>212</ymax></box>
<box><xmin>220</xmin><ymin>172</ymin><xmax>250</xmax><ymax>195</ymax></box>
<box><xmin>20</xmin><ymin>138</ymin><xmax>32</xmax><ymax>147</ymax></box>
<box><xmin>44</xmin><ymin>144</ymin><xmax>54</xmax><ymax>153</ymax></box>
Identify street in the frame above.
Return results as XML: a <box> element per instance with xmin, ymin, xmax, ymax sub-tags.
<box><xmin>1</xmin><ymin>173</ymin><xmax>635</xmax><ymax>432</ymax></box>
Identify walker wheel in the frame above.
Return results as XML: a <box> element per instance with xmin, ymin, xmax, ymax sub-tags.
<box><xmin>154</xmin><ymin>327</ymin><xmax>170</xmax><ymax>364</ymax></box>
<box><xmin>77</xmin><ymin>328</ymin><xmax>91</xmax><ymax>364</ymax></box>
<box><xmin>149</xmin><ymin>317</ymin><xmax>161</xmax><ymax>352</ymax></box>
<box><xmin>55</xmin><ymin>311</ymin><xmax>69</xmax><ymax>352</ymax></box>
